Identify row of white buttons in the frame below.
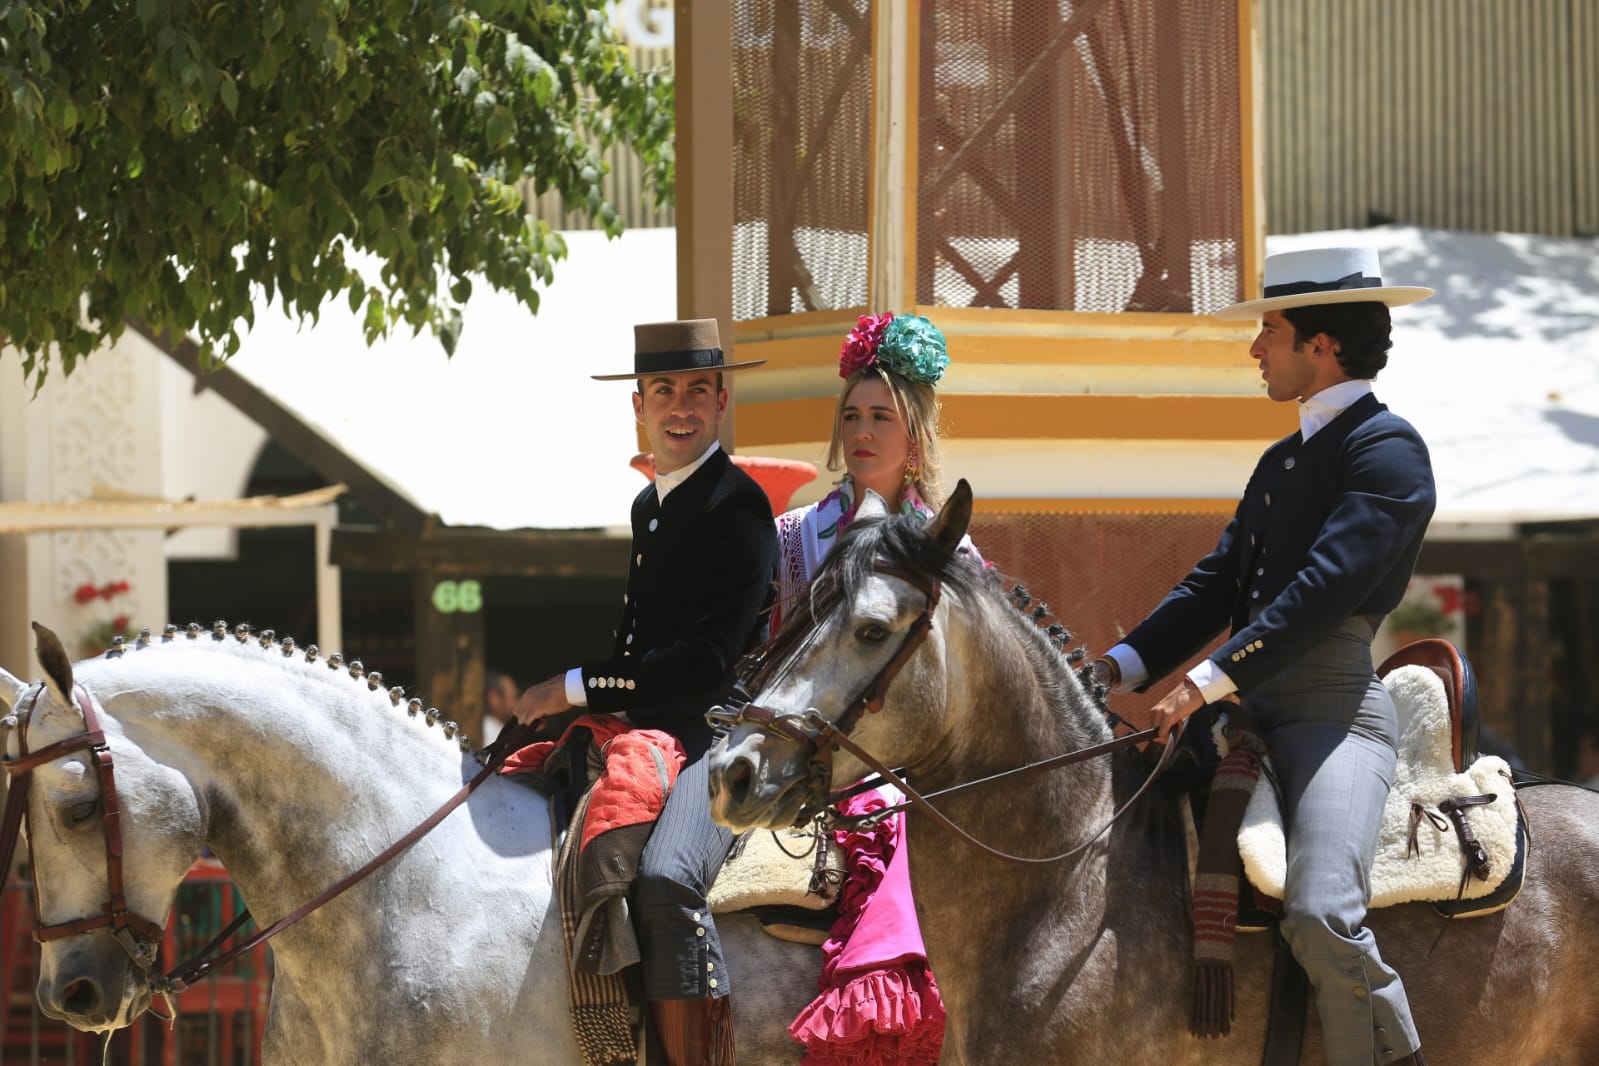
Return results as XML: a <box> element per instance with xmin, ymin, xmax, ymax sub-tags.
<box><xmin>588</xmin><ymin>676</ymin><xmax>636</xmax><ymax>690</ymax></box>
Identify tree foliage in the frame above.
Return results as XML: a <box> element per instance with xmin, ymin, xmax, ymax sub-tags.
<box><xmin>0</xmin><ymin>0</ymin><xmax>673</xmax><ymax>387</ymax></box>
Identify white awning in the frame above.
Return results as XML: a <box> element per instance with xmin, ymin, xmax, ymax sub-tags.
<box><xmin>218</xmin><ymin>227</ymin><xmax>678</xmax><ymax>531</ymax></box>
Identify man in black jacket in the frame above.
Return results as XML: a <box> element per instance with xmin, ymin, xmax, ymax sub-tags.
<box><xmin>1094</xmin><ymin>248</ymin><xmax>1436</xmax><ymax>1066</ymax></box>
<box><xmin>515</xmin><ymin>318</ymin><xmax>776</xmax><ymax>1065</ymax></box>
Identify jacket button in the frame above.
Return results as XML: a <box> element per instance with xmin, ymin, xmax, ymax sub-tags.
<box><xmin>648</xmin><ymin>519</ymin><xmax>658</xmax><ymax>532</ymax></box>
<box><xmin>1284</xmin><ymin>457</ymin><xmax>1296</xmax><ymax>470</ymax></box>
<box><xmin>1265</xmin><ymin>493</ymin><xmax>1272</xmax><ymax>506</ymax></box>
<box><xmin>635</xmin><ymin>553</ymin><xmax>643</xmax><ymax>566</ymax></box>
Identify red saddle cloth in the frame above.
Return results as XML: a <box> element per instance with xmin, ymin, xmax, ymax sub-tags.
<box><xmin>502</xmin><ymin>714</ymin><xmax>687</xmax><ymax>853</ymax></box>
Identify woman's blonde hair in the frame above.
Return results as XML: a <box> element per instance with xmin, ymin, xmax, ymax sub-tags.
<box><xmin>826</xmin><ymin>366</ymin><xmax>945</xmax><ymax>508</ymax></box>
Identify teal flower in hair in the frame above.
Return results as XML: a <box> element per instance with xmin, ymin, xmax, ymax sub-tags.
<box><xmin>875</xmin><ymin>314</ymin><xmax>948</xmax><ymax>386</ymax></box>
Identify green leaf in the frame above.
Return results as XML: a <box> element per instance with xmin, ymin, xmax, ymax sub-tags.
<box><xmin>218</xmin><ymin>74</ymin><xmax>238</xmax><ymax>115</ymax></box>
<box><xmin>439</xmin><ymin>308</ymin><xmax>462</xmax><ymax>356</ymax></box>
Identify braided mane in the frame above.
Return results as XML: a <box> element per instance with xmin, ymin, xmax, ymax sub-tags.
<box><xmin>85</xmin><ymin>620</ymin><xmax>474</xmax><ymax>753</ymax></box>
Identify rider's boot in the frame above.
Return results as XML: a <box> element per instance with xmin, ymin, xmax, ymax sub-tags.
<box><xmin>649</xmin><ymin>996</ymin><xmax>733</xmax><ymax>1066</ymax></box>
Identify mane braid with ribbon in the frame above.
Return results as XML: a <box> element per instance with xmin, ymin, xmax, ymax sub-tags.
<box><xmin>83</xmin><ymin>621</ymin><xmax>473</xmax><ymax>755</ymax></box>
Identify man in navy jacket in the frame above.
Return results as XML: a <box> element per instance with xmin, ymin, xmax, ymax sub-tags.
<box><xmin>1094</xmin><ymin>248</ymin><xmax>1436</xmax><ymax>1066</ymax></box>
<box><xmin>515</xmin><ymin>318</ymin><xmax>776</xmax><ymax>1066</ymax></box>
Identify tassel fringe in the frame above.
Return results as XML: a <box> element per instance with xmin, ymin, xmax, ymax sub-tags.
<box><xmin>1190</xmin><ymin>959</ymin><xmax>1235</xmax><ymax>1038</ymax></box>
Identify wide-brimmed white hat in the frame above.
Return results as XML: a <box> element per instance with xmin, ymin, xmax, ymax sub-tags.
<box><xmin>1214</xmin><ymin>247</ymin><xmax>1434</xmax><ymax>320</ymax></box>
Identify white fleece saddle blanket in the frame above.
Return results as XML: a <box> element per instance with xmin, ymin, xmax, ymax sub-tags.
<box><xmin>706</xmin><ymin>824</ymin><xmax>845</xmax><ymax>944</ymax></box>
<box><xmin>1237</xmin><ymin>664</ymin><xmax>1521</xmax><ymax>913</ymax></box>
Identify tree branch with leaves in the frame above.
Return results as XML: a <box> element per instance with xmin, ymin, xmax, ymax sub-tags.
<box><xmin>0</xmin><ymin>0</ymin><xmax>673</xmax><ymax>387</ymax></box>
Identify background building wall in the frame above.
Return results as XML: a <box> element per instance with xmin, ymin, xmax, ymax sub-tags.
<box><xmin>1263</xmin><ymin>0</ymin><xmax>1599</xmax><ymax>237</ymax></box>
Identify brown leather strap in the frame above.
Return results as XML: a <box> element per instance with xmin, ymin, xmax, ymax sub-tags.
<box><xmin>158</xmin><ymin>745</ymin><xmax>509</xmax><ymax>992</ymax></box>
<box><xmin>1</xmin><ymin>688</ymin><xmax>165</xmax><ymax>950</ymax></box>
<box><xmin>817</xmin><ymin>712</ymin><xmax>1181</xmax><ymax>865</ymax></box>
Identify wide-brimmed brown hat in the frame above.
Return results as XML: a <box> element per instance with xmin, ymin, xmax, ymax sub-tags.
<box><xmin>591</xmin><ymin>318</ymin><xmax>767</xmax><ymax>381</ymax></box>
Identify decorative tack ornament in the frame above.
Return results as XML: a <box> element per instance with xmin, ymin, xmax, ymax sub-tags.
<box><xmin>839</xmin><ymin>312</ymin><xmax>949</xmax><ymax>386</ymax></box>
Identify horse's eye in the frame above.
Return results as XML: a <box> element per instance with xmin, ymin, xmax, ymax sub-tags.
<box><xmin>856</xmin><ymin>622</ymin><xmax>890</xmax><ymax>643</ymax></box>
<box><xmin>67</xmin><ymin>800</ymin><xmax>98</xmax><ymax>825</ymax></box>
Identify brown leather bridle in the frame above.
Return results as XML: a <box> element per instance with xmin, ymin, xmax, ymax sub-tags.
<box><xmin>0</xmin><ymin>679</ymin><xmax>519</xmax><ymax>1003</ymax></box>
<box><xmin>709</xmin><ymin>561</ymin><xmax>1179</xmax><ymax>864</ymax></box>
<box><xmin>0</xmin><ymin>686</ymin><xmax>165</xmax><ymax>972</ymax></box>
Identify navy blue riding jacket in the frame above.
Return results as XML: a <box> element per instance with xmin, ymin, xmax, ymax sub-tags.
<box><xmin>1124</xmin><ymin>392</ymin><xmax>1436</xmax><ymax>694</ymax></box>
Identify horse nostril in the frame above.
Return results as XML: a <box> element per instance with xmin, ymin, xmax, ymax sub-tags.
<box><xmin>62</xmin><ymin>978</ymin><xmax>102</xmax><ymax>1016</ymax></box>
<box><xmin>724</xmin><ymin>759</ymin><xmax>753</xmax><ymax>807</ymax></box>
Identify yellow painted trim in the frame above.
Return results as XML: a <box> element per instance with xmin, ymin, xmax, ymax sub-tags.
<box><xmin>1238</xmin><ymin>0</ymin><xmax>1264</xmax><ymax>305</ymax></box>
<box><xmin>738</xmin><ymin>331</ymin><xmax>1249</xmax><ymax>369</ymax></box>
<box><xmin>865</xmin><ymin>1</ymin><xmax>880</xmax><ymax>310</ymax></box>
<box><xmin>734</xmin><ymin>309</ymin><xmax>864</xmax><ymax>342</ymax></box>
<box><xmin>734</xmin><ymin>306</ymin><xmax>1256</xmax><ymax>344</ymax></box>
<box><xmin>971</xmin><ymin>498</ymin><xmax>1237</xmax><ymax>515</ymax></box>
<box><xmin>736</xmin><ymin>393</ymin><xmax>1294</xmax><ymax>447</ymax></box>
<box><xmin>902</xmin><ymin>1</ymin><xmax>921</xmax><ymax>305</ymax></box>
<box><xmin>911</xmin><ymin>305</ymin><xmax>1254</xmax><ymax>338</ymax></box>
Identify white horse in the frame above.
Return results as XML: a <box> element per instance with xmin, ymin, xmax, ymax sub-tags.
<box><xmin>0</xmin><ymin>624</ymin><xmax>818</xmax><ymax>1064</ymax></box>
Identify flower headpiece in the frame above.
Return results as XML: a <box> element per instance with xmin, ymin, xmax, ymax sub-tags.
<box><xmin>839</xmin><ymin>312</ymin><xmax>948</xmax><ymax>386</ymax></box>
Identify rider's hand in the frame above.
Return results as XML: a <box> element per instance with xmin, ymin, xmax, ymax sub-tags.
<box><xmin>513</xmin><ymin>676</ymin><xmax>573</xmax><ymax>725</ymax></box>
<box><xmin>1130</xmin><ymin>677</ymin><xmax>1204</xmax><ymax>744</ymax></box>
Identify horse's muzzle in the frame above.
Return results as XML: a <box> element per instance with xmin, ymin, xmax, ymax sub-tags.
<box><xmin>707</xmin><ymin>731</ymin><xmax>815</xmax><ymax>832</ymax></box>
<box><xmin>37</xmin><ymin>938</ymin><xmax>151</xmax><ymax>1032</ymax></box>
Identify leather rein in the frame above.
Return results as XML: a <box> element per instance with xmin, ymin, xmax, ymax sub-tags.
<box><xmin>0</xmin><ymin>683</ymin><xmax>515</xmax><ymax>1003</ymax></box>
<box><xmin>709</xmin><ymin>562</ymin><xmax>1180</xmax><ymax>865</ymax></box>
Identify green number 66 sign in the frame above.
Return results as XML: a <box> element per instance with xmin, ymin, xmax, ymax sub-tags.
<box><xmin>431</xmin><ymin>579</ymin><xmax>483</xmax><ymax>614</ymax></box>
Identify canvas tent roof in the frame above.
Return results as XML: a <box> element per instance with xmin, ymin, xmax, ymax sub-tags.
<box><xmin>205</xmin><ymin>227</ymin><xmax>679</xmax><ymax>532</ymax></box>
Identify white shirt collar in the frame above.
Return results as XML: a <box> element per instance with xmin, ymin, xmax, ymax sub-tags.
<box><xmin>1298</xmin><ymin>379</ymin><xmax>1373</xmax><ymax>441</ymax></box>
<box><xmin>655</xmin><ymin>439</ymin><xmax>721</xmax><ymax>504</ymax></box>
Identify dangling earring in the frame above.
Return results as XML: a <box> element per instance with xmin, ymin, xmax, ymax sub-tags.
<box><xmin>903</xmin><ymin>444</ymin><xmax>920</xmax><ymax>486</ymax></box>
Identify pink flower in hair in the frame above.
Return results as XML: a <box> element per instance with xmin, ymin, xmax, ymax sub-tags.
<box><xmin>839</xmin><ymin>312</ymin><xmax>895</xmax><ymax>379</ymax></box>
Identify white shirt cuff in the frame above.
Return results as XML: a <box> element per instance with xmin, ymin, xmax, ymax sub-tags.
<box><xmin>564</xmin><ymin>667</ymin><xmax>588</xmax><ymax>707</ymax></box>
<box><xmin>1104</xmin><ymin>644</ymin><xmax>1149</xmax><ymax>692</ymax></box>
<box><xmin>1186</xmin><ymin>658</ymin><xmax>1238</xmax><ymax>703</ymax></box>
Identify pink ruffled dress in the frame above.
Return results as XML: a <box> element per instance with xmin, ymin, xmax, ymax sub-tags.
<box><xmin>787</xmin><ymin>790</ymin><xmax>944</xmax><ymax>1065</ymax></box>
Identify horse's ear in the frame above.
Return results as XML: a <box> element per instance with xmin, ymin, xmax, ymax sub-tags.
<box><xmin>0</xmin><ymin>666</ymin><xmax>27</xmax><ymax>716</ymax></box>
<box><xmin>928</xmin><ymin>479</ymin><xmax>973</xmax><ymax>552</ymax></box>
<box><xmin>31</xmin><ymin>622</ymin><xmax>74</xmax><ymax>705</ymax></box>
<box><xmin>856</xmin><ymin>488</ymin><xmax>891</xmax><ymax>520</ymax></box>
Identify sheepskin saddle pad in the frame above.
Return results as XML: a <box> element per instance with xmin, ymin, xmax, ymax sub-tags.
<box><xmin>1236</xmin><ymin>664</ymin><xmax>1525</xmax><ymax>917</ymax></box>
<box><xmin>708</xmin><ymin>824</ymin><xmax>845</xmax><ymax>945</ymax></box>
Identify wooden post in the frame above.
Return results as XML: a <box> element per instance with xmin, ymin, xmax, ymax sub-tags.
<box><xmin>1477</xmin><ymin>575</ymin><xmax>1552</xmax><ymax>772</ymax></box>
<box><xmin>675</xmin><ymin>0</ymin><xmax>737</xmax><ymax>449</ymax></box>
<box><xmin>413</xmin><ymin>570</ymin><xmax>486</xmax><ymax>745</ymax></box>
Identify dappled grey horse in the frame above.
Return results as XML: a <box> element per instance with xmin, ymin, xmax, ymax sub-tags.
<box><xmin>709</xmin><ymin>482</ymin><xmax>1599</xmax><ymax>1065</ymax></box>
<box><xmin>0</xmin><ymin>624</ymin><xmax>818</xmax><ymax>1064</ymax></box>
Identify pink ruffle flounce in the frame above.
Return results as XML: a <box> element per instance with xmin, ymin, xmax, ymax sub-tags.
<box><xmin>788</xmin><ymin>791</ymin><xmax>945</xmax><ymax>1065</ymax></box>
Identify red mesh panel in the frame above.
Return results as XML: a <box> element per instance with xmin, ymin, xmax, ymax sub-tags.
<box><xmin>732</xmin><ymin>1</ymin><xmax>873</xmax><ymax>320</ymax></box>
<box><xmin>970</xmin><ymin>510</ymin><xmax>1231</xmax><ymax>723</ymax></box>
<box><xmin>917</xmin><ymin>1</ymin><xmax>1244</xmax><ymax>313</ymax></box>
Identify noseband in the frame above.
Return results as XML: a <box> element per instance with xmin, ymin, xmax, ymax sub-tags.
<box><xmin>0</xmin><ymin>686</ymin><xmax>165</xmax><ymax>972</ymax></box>
<box><xmin>710</xmin><ymin>560</ymin><xmax>1179</xmax><ymax>864</ymax></box>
